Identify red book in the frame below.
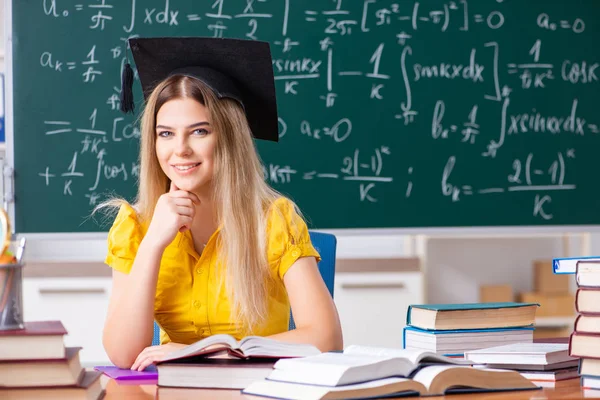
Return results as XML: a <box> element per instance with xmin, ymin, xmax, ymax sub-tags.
<box><xmin>0</xmin><ymin>347</ymin><xmax>82</xmax><ymax>387</ymax></box>
<box><xmin>0</xmin><ymin>321</ymin><xmax>67</xmax><ymax>360</ymax></box>
<box><xmin>0</xmin><ymin>370</ymin><xmax>104</xmax><ymax>400</ymax></box>
<box><xmin>575</xmin><ymin>288</ymin><xmax>600</xmax><ymax>315</ymax></box>
<box><xmin>569</xmin><ymin>331</ymin><xmax>600</xmax><ymax>359</ymax></box>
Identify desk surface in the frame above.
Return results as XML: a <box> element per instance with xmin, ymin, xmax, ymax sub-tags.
<box><xmin>102</xmin><ymin>376</ymin><xmax>597</xmax><ymax>399</ymax></box>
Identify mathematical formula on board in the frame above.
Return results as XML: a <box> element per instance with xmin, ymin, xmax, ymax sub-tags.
<box><xmin>33</xmin><ymin>0</ymin><xmax>598</xmax><ymax>223</ymax></box>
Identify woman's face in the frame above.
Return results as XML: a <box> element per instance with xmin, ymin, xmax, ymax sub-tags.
<box><xmin>155</xmin><ymin>98</ymin><xmax>217</xmax><ymax>194</ymax></box>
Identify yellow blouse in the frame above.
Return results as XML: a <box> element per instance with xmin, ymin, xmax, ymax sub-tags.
<box><xmin>105</xmin><ymin>197</ymin><xmax>320</xmax><ymax>345</ymax></box>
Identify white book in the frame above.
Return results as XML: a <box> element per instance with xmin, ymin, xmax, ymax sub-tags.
<box><xmin>520</xmin><ymin>366</ymin><xmax>579</xmax><ymax>382</ymax></box>
<box><xmin>244</xmin><ymin>366</ymin><xmax>537</xmax><ymax>399</ymax></box>
<box><xmin>267</xmin><ymin>345</ymin><xmax>471</xmax><ymax>386</ymax></box>
<box><xmin>464</xmin><ymin>343</ymin><xmax>577</xmax><ymax>365</ymax></box>
<box><xmin>553</xmin><ymin>256</ymin><xmax>600</xmax><ymax>274</ymax></box>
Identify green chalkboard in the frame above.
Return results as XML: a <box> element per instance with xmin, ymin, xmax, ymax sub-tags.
<box><xmin>9</xmin><ymin>0</ymin><xmax>600</xmax><ymax>233</ymax></box>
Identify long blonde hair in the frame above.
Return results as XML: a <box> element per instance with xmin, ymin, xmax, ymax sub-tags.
<box><xmin>107</xmin><ymin>75</ymin><xmax>285</xmax><ymax>331</ymax></box>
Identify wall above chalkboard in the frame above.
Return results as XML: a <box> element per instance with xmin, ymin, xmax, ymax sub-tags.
<box><xmin>8</xmin><ymin>0</ymin><xmax>600</xmax><ymax>233</ymax></box>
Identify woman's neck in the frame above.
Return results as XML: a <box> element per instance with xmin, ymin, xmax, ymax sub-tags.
<box><xmin>189</xmin><ymin>191</ymin><xmax>218</xmax><ymax>251</ymax></box>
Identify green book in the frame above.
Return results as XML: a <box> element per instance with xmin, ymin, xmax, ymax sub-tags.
<box><xmin>406</xmin><ymin>302</ymin><xmax>539</xmax><ymax>331</ymax></box>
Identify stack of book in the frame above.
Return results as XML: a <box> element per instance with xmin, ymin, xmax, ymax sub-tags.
<box><xmin>0</xmin><ymin>320</ymin><xmax>104</xmax><ymax>399</ymax></box>
<box><xmin>403</xmin><ymin>302</ymin><xmax>538</xmax><ymax>356</ymax></box>
<box><xmin>567</xmin><ymin>259</ymin><xmax>600</xmax><ymax>390</ymax></box>
<box><xmin>465</xmin><ymin>343</ymin><xmax>579</xmax><ymax>387</ymax></box>
<box><xmin>242</xmin><ymin>346</ymin><xmax>539</xmax><ymax>399</ymax></box>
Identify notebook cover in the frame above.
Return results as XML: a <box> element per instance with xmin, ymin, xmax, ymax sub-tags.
<box><xmin>0</xmin><ymin>320</ymin><xmax>67</xmax><ymax>336</ymax></box>
<box><xmin>553</xmin><ymin>256</ymin><xmax>600</xmax><ymax>274</ymax></box>
<box><xmin>94</xmin><ymin>365</ymin><xmax>158</xmax><ymax>381</ymax></box>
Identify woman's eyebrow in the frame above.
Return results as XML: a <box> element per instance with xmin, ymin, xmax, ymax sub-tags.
<box><xmin>156</xmin><ymin>121</ymin><xmax>211</xmax><ymax>130</ymax></box>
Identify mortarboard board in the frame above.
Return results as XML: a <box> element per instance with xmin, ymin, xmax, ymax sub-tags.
<box><xmin>122</xmin><ymin>37</ymin><xmax>279</xmax><ymax>142</ymax></box>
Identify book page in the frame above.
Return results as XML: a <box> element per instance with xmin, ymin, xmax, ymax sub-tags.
<box><xmin>158</xmin><ymin>334</ymin><xmax>238</xmax><ymax>362</ymax></box>
<box><xmin>238</xmin><ymin>337</ymin><xmax>320</xmax><ymax>357</ymax></box>
<box><xmin>412</xmin><ymin>365</ymin><xmax>470</xmax><ymax>390</ymax></box>
<box><xmin>344</xmin><ymin>345</ymin><xmax>470</xmax><ymax>366</ymax></box>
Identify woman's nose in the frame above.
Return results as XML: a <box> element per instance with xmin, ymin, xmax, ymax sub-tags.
<box><xmin>174</xmin><ymin>136</ymin><xmax>192</xmax><ymax>156</ymax></box>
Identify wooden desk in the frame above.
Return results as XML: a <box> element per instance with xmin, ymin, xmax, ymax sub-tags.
<box><xmin>102</xmin><ymin>376</ymin><xmax>596</xmax><ymax>399</ymax></box>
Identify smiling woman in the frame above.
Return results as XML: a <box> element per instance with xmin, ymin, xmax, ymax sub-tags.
<box><xmin>96</xmin><ymin>37</ymin><xmax>343</xmax><ymax>371</ymax></box>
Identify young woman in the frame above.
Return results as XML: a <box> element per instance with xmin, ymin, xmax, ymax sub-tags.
<box><xmin>101</xmin><ymin>37</ymin><xmax>343</xmax><ymax>371</ymax></box>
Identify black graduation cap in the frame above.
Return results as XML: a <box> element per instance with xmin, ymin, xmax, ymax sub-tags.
<box><xmin>122</xmin><ymin>37</ymin><xmax>279</xmax><ymax>142</ymax></box>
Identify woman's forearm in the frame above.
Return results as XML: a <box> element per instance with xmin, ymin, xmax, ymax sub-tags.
<box><xmin>103</xmin><ymin>239</ymin><xmax>164</xmax><ymax>368</ymax></box>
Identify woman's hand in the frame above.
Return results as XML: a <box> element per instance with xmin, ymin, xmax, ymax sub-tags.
<box><xmin>145</xmin><ymin>182</ymin><xmax>200</xmax><ymax>249</ymax></box>
<box><xmin>131</xmin><ymin>342</ymin><xmax>187</xmax><ymax>371</ymax></box>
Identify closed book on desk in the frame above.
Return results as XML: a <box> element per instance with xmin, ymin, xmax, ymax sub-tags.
<box><xmin>464</xmin><ymin>343</ymin><xmax>576</xmax><ymax>365</ymax></box>
<box><xmin>406</xmin><ymin>302</ymin><xmax>538</xmax><ymax>331</ymax></box>
<box><xmin>157</xmin><ymin>358</ymin><xmax>275</xmax><ymax>389</ymax></box>
<box><xmin>576</xmin><ymin>288</ymin><xmax>600</xmax><ymax>315</ymax></box>
<box><xmin>266</xmin><ymin>347</ymin><xmax>471</xmax><ymax>386</ymax></box>
<box><xmin>569</xmin><ymin>332</ymin><xmax>600</xmax><ymax>358</ymax></box>
<box><xmin>0</xmin><ymin>321</ymin><xmax>67</xmax><ymax>360</ymax></box>
<box><xmin>403</xmin><ymin>326</ymin><xmax>534</xmax><ymax>356</ymax></box>
<box><xmin>158</xmin><ymin>334</ymin><xmax>320</xmax><ymax>362</ymax></box>
<box><xmin>575</xmin><ymin>315</ymin><xmax>600</xmax><ymax>334</ymax></box>
<box><xmin>0</xmin><ymin>347</ymin><xmax>82</xmax><ymax>387</ymax></box>
<box><xmin>577</xmin><ymin>261</ymin><xmax>600</xmax><ymax>288</ymax></box>
<box><xmin>0</xmin><ymin>370</ymin><xmax>103</xmax><ymax>400</ymax></box>
<box><xmin>519</xmin><ymin>366</ymin><xmax>579</xmax><ymax>382</ymax></box>
<box><xmin>580</xmin><ymin>358</ymin><xmax>600</xmax><ymax>376</ymax></box>
<box><xmin>243</xmin><ymin>366</ymin><xmax>539</xmax><ymax>399</ymax></box>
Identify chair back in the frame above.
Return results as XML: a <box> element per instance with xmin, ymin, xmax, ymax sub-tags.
<box><xmin>289</xmin><ymin>231</ymin><xmax>337</xmax><ymax>330</ymax></box>
<box><xmin>152</xmin><ymin>230</ymin><xmax>337</xmax><ymax>344</ymax></box>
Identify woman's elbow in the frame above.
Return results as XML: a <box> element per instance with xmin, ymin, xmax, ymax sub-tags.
<box><xmin>316</xmin><ymin>323</ymin><xmax>343</xmax><ymax>352</ymax></box>
<box><xmin>103</xmin><ymin>334</ymin><xmax>137</xmax><ymax>369</ymax></box>
<box><xmin>327</xmin><ymin>326</ymin><xmax>344</xmax><ymax>352</ymax></box>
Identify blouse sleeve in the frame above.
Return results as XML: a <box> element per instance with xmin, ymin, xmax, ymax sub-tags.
<box><xmin>104</xmin><ymin>203</ymin><xmax>144</xmax><ymax>274</ymax></box>
<box><xmin>266</xmin><ymin>198</ymin><xmax>321</xmax><ymax>280</ymax></box>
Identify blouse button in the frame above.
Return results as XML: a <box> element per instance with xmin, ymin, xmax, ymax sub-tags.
<box><xmin>292</xmin><ymin>249</ymin><xmax>300</xmax><ymax>258</ymax></box>
<box><xmin>196</xmin><ymin>268</ymin><xmax>204</xmax><ymax>274</ymax></box>
<box><xmin>193</xmin><ymin>300</ymin><xmax>201</xmax><ymax>308</ymax></box>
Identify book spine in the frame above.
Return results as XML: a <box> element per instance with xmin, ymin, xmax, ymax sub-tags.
<box><xmin>406</xmin><ymin>305</ymin><xmax>413</xmax><ymax>325</ymax></box>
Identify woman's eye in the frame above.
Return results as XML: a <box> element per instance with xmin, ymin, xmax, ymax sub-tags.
<box><xmin>157</xmin><ymin>131</ymin><xmax>172</xmax><ymax>137</ymax></box>
<box><xmin>193</xmin><ymin>129</ymin><xmax>209</xmax><ymax>136</ymax></box>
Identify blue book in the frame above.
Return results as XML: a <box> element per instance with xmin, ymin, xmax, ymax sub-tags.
<box><xmin>406</xmin><ymin>302</ymin><xmax>538</xmax><ymax>331</ymax></box>
<box><xmin>402</xmin><ymin>326</ymin><xmax>535</xmax><ymax>357</ymax></box>
<box><xmin>553</xmin><ymin>256</ymin><xmax>600</xmax><ymax>274</ymax></box>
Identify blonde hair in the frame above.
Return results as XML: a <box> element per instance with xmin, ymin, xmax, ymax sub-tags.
<box><xmin>101</xmin><ymin>75</ymin><xmax>286</xmax><ymax>331</ymax></box>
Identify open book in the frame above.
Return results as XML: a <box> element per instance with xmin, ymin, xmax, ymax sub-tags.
<box><xmin>266</xmin><ymin>345</ymin><xmax>471</xmax><ymax>386</ymax></box>
<box><xmin>243</xmin><ymin>365</ymin><xmax>539</xmax><ymax>399</ymax></box>
<box><xmin>157</xmin><ymin>334</ymin><xmax>321</xmax><ymax>363</ymax></box>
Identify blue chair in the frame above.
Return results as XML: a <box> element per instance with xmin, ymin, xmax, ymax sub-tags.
<box><xmin>152</xmin><ymin>231</ymin><xmax>337</xmax><ymax>345</ymax></box>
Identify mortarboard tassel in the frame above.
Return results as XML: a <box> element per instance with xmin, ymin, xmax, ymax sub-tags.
<box><xmin>120</xmin><ymin>62</ymin><xmax>135</xmax><ymax>114</ymax></box>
